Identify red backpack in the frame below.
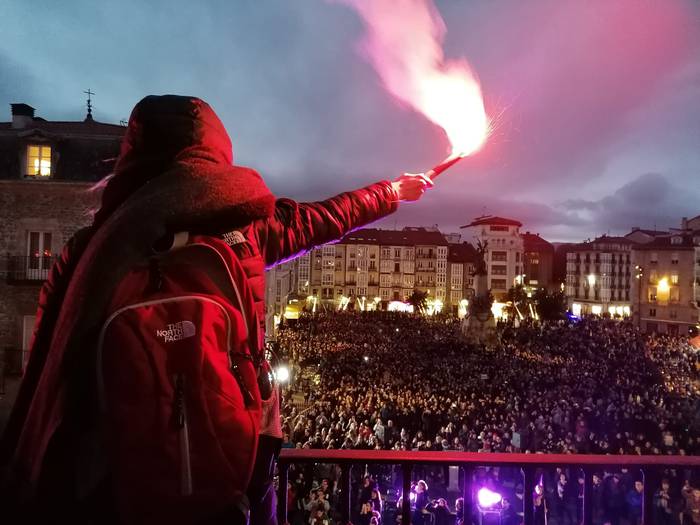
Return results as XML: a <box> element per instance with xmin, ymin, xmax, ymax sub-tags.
<box><xmin>96</xmin><ymin>233</ymin><xmax>263</xmax><ymax>524</ymax></box>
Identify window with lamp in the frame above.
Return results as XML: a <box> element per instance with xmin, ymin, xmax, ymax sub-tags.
<box><xmin>26</xmin><ymin>144</ymin><xmax>52</xmax><ymax>177</ymax></box>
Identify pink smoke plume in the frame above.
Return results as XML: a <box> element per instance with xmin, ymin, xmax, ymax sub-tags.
<box><xmin>336</xmin><ymin>0</ymin><xmax>489</xmax><ymax>158</ymax></box>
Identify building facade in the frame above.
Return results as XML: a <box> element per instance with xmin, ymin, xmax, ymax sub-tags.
<box><xmin>0</xmin><ymin>103</ymin><xmax>124</xmax><ymax>370</ymax></box>
<box><xmin>565</xmin><ymin>236</ymin><xmax>633</xmax><ymax>317</ymax></box>
<box><xmin>460</xmin><ymin>216</ymin><xmax>524</xmax><ymax>299</ymax></box>
<box><xmin>631</xmin><ymin>232</ymin><xmax>700</xmax><ymax>335</ymax></box>
<box><xmin>266</xmin><ymin>227</ymin><xmax>460</xmax><ymax>313</ymax></box>
<box><xmin>446</xmin><ymin>242</ymin><xmax>477</xmax><ymax>315</ymax></box>
<box><xmin>522</xmin><ymin>232</ymin><xmax>554</xmax><ymax>291</ymax></box>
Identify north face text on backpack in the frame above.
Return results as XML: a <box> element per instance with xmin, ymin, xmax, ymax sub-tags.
<box><xmin>156</xmin><ymin>320</ymin><xmax>196</xmax><ymax>342</ymax></box>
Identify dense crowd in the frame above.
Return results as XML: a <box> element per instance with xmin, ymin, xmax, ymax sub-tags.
<box><xmin>277</xmin><ymin>312</ymin><xmax>698</xmax><ymax>455</ymax></box>
<box><xmin>274</xmin><ymin>311</ymin><xmax>699</xmax><ymax>525</ymax></box>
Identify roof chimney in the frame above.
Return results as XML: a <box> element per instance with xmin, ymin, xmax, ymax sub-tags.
<box><xmin>11</xmin><ymin>103</ymin><xmax>35</xmax><ymax>129</ymax></box>
<box><xmin>681</xmin><ymin>217</ymin><xmax>688</xmax><ymax>230</ymax></box>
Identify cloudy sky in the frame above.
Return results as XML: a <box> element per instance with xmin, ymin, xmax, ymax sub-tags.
<box><xmin>1</xmin><ymin>0</ymin><xmax>699</xmax><ymax>242</ymax></box>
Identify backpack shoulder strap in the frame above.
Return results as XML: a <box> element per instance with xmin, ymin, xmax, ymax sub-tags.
<box><xmin>159</xmin><ymin>232</ymin><xmax>263</xmax><ymax>363</ymax></box>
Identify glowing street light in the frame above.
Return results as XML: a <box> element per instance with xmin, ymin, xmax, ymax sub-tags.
<box><xmin>658</xmin><ymin>277</ymin><xmax>670</xmax><ymax>293</ymax></box>
<box><xmin>476</xmin><ymin>487</ymin><xmax>502</xmax><ymax>508</ymax></box>
<box><xmin>275</xmin><ymin>365</ymin><xmax>290</xmax><ymax>383</ymax></box>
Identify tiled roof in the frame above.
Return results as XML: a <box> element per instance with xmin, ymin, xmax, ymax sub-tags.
<box><xmin>0</xmin><ymin>118</ymin><xmax>126</xmax><ymax>137</ymax></box>
<box><xmin>341</xmin><ymin>227</ymin><xmax>448</xmax><ymax>246</ymax></box>
<box><xmin>522</xmin><ymin>232</ymin><xmax>554</xmax><ymax>252</ymax></box>
<box><xmin>460</xmin><ymin>215</ymin><xmax>522</xmax><ymax>228</ymax></box>
<box><xmin>567</xmin><ymin>235</ymin><xmax>635</xmax><ymax>252</ymax></box>
<box><xmin>628</xmin><ymin>229</ymin><xmax>668</xmax><ymax>236</ymax></box>
<box><xmin>448</xmin><ymin>242</ymin><xmax>478</xmax><ymax>263</ymax></box>
<box><xmin>0</xmin><ymin>117</ymin><xmax>124</xmax><ymax>182</ymax></box>
<box><xmin>633</xmin><ymin>235</ymin><xmax>696</xmax><ymax>251</ymax></box>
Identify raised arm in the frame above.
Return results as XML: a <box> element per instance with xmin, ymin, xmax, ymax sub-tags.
<box><xmin>252</xmin><ymin>173</ymin><xmax>431</xmax><ymax>268</ymax></box>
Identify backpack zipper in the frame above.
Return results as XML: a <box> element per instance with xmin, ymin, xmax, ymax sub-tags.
<box><xmin>173</xmin><ymin>372</ymin><xmax>193</xmax><ymax>496</ymax></box>
<box><xmin>230</xmin><ymin>361</ymin><xmax>255</xmax><ymax>406</ymax></box>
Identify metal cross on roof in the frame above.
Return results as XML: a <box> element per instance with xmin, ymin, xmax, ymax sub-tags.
<box><xmin>84</xmin><ymin>88</ymin><xmax>95</xmax><ymax>121</ymax></box>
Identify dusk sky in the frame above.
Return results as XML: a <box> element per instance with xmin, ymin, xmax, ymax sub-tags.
<box><xmin>2</xmin><ymin>0</ymin><xmax>699</xmax><ymax>242</ymax></box>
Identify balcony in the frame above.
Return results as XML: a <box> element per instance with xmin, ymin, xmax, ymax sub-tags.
<box><xmin>278</xmin><ymin>449</ymin><xmax>699</xmax><ymax>525</ymax></box>
<box><xmin>5</xmin><ymin>255</ymin><xmax>56</xmax><ymax>283</ymax></box>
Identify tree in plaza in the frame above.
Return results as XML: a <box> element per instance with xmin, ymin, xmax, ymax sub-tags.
<box><xmin>533</xmin><ymin>288</ymin><xmax>568</xmax><ymax>321</ymax></box>
<box><xmin>407</xmin><ymin>289</ymin><xmax>429</xmax><ymax>314</ymax></box>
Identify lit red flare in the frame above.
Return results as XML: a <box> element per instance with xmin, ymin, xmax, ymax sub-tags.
<box><xmin>337</xmin><ymin>0</ymin><xmax>489</xmax><ymax>177</ymax></box>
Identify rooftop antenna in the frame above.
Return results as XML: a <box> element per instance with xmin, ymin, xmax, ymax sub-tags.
<box><xmin>84</xmin><ymin>88</ymin><xmax>95</xmax><ymax>121</ymax></box>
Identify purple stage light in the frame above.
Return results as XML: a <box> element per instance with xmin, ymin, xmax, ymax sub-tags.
<box><xmin>476</xmin><ymin>487</ymin><xmax>502</xmax><ymax>508</ymax></box>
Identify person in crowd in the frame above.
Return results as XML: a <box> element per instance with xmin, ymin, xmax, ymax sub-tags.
<box><xmin>429</xmin><ymin>498</ymin><xmax>453</xmax><ymax>525</ymax></box>
<box><xmin>309</xmin><ymin>506</ymin><xmax>330</xmax><ymax>525</ymax></box>
<box><xmin>454</xmin><ymin>497</ymin><xmax>464</xmax><ymax>525</ymax></box>
<box><xmin>369</xmin><ymin>488</ymin><xmax>383</xmax><ymax>514</ymax></box>
<box><xmin>626</xmin><ymin>480</ymin><xmax>644</xmax><ymax>525</ymax></box>
<box><xmin>533</xmin><ymin>482</ymin><xmax>547</xmax><ymax>525</ymax></box>
<box><xmin>682</xmin><ymin>484</ymin><xmax>700</xmax><ymax>525</ymax></box>
<box><xmin>654</xmin><ymin>478</ymin><xmax>675</xmax><ymax>525</ymax></box>
<box><xmin>414</xmin><ymin>480</ymin><xmax>431</xmax><ymax>525</ymax></box>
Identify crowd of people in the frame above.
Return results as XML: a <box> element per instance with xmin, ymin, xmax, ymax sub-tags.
<box><xmin>273</xmin><ymin>311</ymin><xmax>699</xmax><ymax>525</ymax></box>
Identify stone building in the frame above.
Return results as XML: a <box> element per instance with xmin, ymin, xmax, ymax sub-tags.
<box><xmin>0</xmin><ymin>102</ymin><xmax>124</xmax><ymax>373</ymax></box>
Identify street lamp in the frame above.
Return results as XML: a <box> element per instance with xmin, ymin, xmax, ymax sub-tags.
<box><xmin>635</xmin><ymin>265</ymin><xmax>644</xmax><ymax>329</ymax></box>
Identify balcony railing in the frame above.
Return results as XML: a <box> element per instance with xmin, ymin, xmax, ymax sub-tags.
<box><xmin>5</xmin><ymin>255</ymin><xmax>56</xmax><ymax>283</ymax></box>
<box><xmin>278</xmin><ymin>449</ymin><xmax>700</xmax><ymax>525</ymax></box>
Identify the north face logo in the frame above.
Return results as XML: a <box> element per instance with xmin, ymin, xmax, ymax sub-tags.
<box><xmin>156</xmin><ymin>321</ymin><xmax>196</xmax><ymax>342</ymax></box>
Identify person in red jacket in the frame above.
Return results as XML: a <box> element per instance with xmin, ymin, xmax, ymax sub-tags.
<box><xmin>0</xmin><ymin>95</ymin><xmax>433</xmax><ymax>523</ymax></box>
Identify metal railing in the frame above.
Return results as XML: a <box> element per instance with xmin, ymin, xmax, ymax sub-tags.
<box><xmin>5</xmin><ymin>255</ymin><xmax>56</xmax><ymax>283</ymax></box>
<box><xmin>278</xmin><ymin>449</ymin><xmax>700</xmax><ymax>525</ymax></box>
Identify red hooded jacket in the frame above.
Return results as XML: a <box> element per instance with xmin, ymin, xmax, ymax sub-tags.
<box><xmin>0</xmin><ymin>95</ymin><xmax>398</xmax><ymax>517</ymax></box>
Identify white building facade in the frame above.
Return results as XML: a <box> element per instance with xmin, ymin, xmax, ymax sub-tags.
<box><xmin>461</xmin><ymin>216</ymin><xmax>524</xmax><ymax>299</ymax></box>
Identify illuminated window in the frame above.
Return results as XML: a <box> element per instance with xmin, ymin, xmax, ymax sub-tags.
<box><xmin>671</xmin><ymin>274</ymin><xmax>679</xmax><ymax>285</ymax></box>
<box><xmin>27</xmin><ymin>145</ymin><xmax>52</xmax><ymax>176</ymax></box>
<box><xmin>26</xmin><ymin>231</ymin><xmax>53</xmax><ymax>279</ymax></box>
<box><xmin>648</xmin><ymin>287</ymin><xmax>657</xmax><ymax>302</ymax></box>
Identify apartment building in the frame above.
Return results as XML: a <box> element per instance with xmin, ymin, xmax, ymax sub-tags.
<box><xmin>447</xmin><ymin>242</ymin><xmax>478</xmax><ymax>315</ymax></box>
<box><xmin>565</xmin><ymin>236</ymin><xmax>633</xmax><ymax>317</ymax></box>
<box><xmin>460</xmin><ymin>216</ymin><xmax>524</xmax><ymax>299</ymax></box>
<box><xmin>266</xmin><ymin>227</ymin><xmax>454</xmax><ymax>312</ymax></box>
<box><xmin>522</xmin><ymin>232</ymin><xmax>554</xmax><ymax>291</ymax></box>
<box><xmin>631</xmin><ymin>232</ymin><xmax>700</xmax><ymax>335</ymax></box>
